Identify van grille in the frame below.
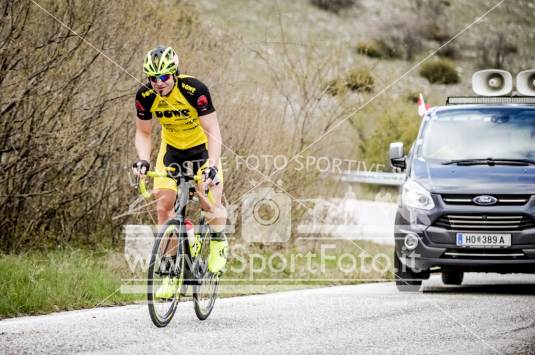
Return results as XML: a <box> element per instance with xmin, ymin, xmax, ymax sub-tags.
<box><xmin>441</xmin><ymin>194</ymin><xmax>531</xmax><ymax>206</ymax></box>
<box><xmin>434</xmin><ymin>214</ymin><xmax>535</xmax><ymax>231</ymax></box>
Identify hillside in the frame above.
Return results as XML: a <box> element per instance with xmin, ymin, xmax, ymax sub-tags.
<box><xmin>1</xmin><ymin>0</ymin><xmax>534</xmax><ymax>249</ymax></box>
<box><xmin>196</xmin><ymin>0</ymin><xmax>534</xmax><ymax>99</ymax></box>
<box><xmin>193</xmin><ymin>0</ymin><xmax>535</xmax><ymax>164</ymax></box>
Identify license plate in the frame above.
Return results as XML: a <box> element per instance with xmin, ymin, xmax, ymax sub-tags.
<box><xmin>456</xmin><ymin>233</ymin><xmax>511</xmax><ymax>248</ymax></box>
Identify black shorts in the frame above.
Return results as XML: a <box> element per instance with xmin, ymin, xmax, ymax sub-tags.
<box><xmin>154</xmin><ymin>142</ymin><xmax>223</xmax><ymax>191</ymax></box>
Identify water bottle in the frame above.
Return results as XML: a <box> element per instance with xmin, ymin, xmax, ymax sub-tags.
<box><xmin>184</xmin><ymin>219</ymin><xmax>199</xmax><ymax>257</ymax></box>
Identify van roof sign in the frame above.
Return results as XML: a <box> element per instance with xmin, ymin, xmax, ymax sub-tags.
<box><xmin>446</xmin><ymin>96</ymin><xmax>535</xmax><ymax>105</ymax></box>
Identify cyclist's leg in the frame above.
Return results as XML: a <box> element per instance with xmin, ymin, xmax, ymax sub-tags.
<box><xmin>154</xmin><ymin>141</ymin><xmax>179</xmax><ymax>255</ymax></box>
<box><xmin>206</xmin><ymin>183</ymin><xmax>228</xmax><ymax>273</ymax></box>
<box><xmin>194</xmin><ymin>158</ymin><xmax>228</xmax><ymax>273</ymax></box>
<box><xmin>205</xmin><ymin>183</ymin><xmax>227</xmax><ymax>232</ymax></box>
<box><xmin>155</xmin><ymin>189</ymin><xmax>175</xmax><ymax>225</ymax></box>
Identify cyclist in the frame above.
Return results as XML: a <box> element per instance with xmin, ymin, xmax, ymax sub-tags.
<box><xmin>132</xmin><ymin>46</ymin><xmax>228</xmax><ymax>298</ymax></box>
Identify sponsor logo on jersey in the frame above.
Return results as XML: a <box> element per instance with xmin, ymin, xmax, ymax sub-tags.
<box><xmin>197</xmin><ymin>95</ymin><xmax>208</xmax><ymax>108</ymax></box>
<box><xmin>135</xmin><ymin>100</ymin><xmax>145</xmax><ymax>111</ymax></box>
<box><xmin>141</xmin><ymin>89</ymin><xmax>155</xmax><ymax>98</ymax></box>
<box><xmin>155</xmin><ymin>109</ymin><xmax>191</xmax><ymax>118</ymax></box>
<box><xmin>181</xmin><ymin>82</ymin><xmax>196</xmax><ymax>94</ymax></box>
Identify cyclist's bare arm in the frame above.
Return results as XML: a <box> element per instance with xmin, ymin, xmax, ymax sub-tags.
<box><xmin>199</xmin><ymin>112</ymin><xmax>226</xmax><ymax>232</ymax></box>
<box><xmin>135</xmin><ymin>119</ymin><xmax>152</xmax><ymax>165</ymax></box>
<box><xmin>200</xmin><ymin>112</ymin><xmax>221</xmax><ymax>170</ymax></box>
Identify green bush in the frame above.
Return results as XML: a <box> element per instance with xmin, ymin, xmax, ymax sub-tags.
<box><xmin>353</xmin><ymin>100</ymin><xmax>422</xmax><ymax>168</ymax></box>
<box><xmin>419</xmin><ymin>58</ymin><xmax>459</xmax><ymax>84</ymax></box>
<box><xmin>356</xmin><ymin>40</ymin><xmax>384</xmax><ymax>58</ymax></box>
<box><xmin>326</xmin><ymin>67</ymin><xmax>374</xmax><ymax>96</ymax></box>
<box><xmin>345</xmin><ymin>67</ymin><xmax>374</xmax><ymax>92</ymax></box>
<box><xmin>356</xmin><ymin>39</ymin><xmax>400</xmax><ymax>59</ymax></box>
<box><xmin>325</xmin><ymin>78</ymin><xmax>348</xmax><ymax>96</ymax></box>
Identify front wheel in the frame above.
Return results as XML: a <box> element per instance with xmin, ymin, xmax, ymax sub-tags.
<box><xmin>192</xmin><ymin>235</ymin><xmax>219</xmax><ymax>320</ymax></box>
<box><xmin>147</xmin><ymin>220</ymin><xmax>186</xmax><ymax>327</ymax></box>
<box><xmin>394</xmin><ymin>252</ymin><xmax>428</xmax><ymax>292</ymax></box>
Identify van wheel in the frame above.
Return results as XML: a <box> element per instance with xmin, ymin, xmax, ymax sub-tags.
<box><xmin>441</xmin><ymin>271</ymin><xmax>464</xmax><ymax>285</ymax></box>
<box><xmin>394</xmin><ymin>252</ymin><xmax>427</xmax><ymax>292</ymax></box>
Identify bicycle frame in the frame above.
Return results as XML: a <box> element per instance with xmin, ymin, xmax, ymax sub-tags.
<box><xmin>137</xmin><ymin>170</ymin><xmax>210</xmax><ymax>277</ymax></box>
<box><xmin>140</xmin><ymin>169</ymin><xmax>220</xmax><ymax>323</ymax></box>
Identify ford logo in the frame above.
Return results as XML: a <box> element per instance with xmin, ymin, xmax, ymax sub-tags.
<box><xmin>473</xmin><ymin>195</ymin><xmax>498</xmax><ymax>205</ymax></box>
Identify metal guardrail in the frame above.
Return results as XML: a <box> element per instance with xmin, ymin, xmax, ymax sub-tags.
<box><xmin>341</xmin><ymin>171</ymin><xmax>405</xmax><ymax>186</ymax></box>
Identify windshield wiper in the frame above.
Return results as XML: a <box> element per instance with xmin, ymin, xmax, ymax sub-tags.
<box><xmin>442</xmin><ymin>158</ymin><xmax>535</xmax><ymax>166</ymax></box>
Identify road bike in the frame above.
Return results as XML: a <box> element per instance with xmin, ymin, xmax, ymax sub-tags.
<box><xmin>136</xmin><ymin>168</ymin><xmax>220</xmax><ymax>327</ymax></box>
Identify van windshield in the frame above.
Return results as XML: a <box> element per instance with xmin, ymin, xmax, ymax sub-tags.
<box><xmin>421</xmin><ymin>108</ymin><xmax>535</xmax><ymax>162</ymax></box>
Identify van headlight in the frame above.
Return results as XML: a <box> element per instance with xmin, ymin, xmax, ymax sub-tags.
<box><xmin>402</xmin><ymin>180</ymin><xmax>435</xmax><ymax>210</ymax></box>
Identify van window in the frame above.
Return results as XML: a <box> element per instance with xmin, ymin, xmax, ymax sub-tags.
<box><xmin>421</xmin><ymin>108</ymin><xmax>535</xmax><ymax>161</ymax></box>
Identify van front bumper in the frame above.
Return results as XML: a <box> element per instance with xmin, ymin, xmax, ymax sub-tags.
<box><xmin>394</xmin><ymin>198</ymin><xmax>535</xmax><ymax>273</ymax></box>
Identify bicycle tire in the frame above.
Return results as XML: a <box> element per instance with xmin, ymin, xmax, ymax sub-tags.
<box><xmin>192</xmin><ymin>231</ymin><xmax>220</xmax><ymax>320</ymax></box>
<box><xmin>147</xmin><ymin>220</ymin><xmax>186</xmax><ymax>327</ymax></box>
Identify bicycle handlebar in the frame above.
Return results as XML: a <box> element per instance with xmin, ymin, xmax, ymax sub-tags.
<box><xmin>136</xmin><ymin>167</ymin><xmax>202</xmax><ymax>199</ymax></box>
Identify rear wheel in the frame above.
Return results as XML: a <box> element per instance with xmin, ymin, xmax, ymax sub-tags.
<box><xmin>394</xmin><ymin>252</ymin><xmax>428</xmax><ymax>292</ymax></box>
<box><xmin>193</xmin><ymin>230</ymin><xmax>219</xmax><ymax>320</ymax></box>
<box><xmin>147</xmin><ymin>220</ymin><xmax>186</xmax><ymax>327</ymax></box>
<box><xmin>442</xmin><ymin>271</ymin><xmax>464</xmax><ymax>285</ymax></box>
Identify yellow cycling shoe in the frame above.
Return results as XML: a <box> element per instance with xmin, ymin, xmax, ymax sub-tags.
<box><xmin>155</xmin><ymin>276</ymin><xmax>178</xmax><ymax>299</ymax></box>
<box><xmin>208</xmin><ymin>240</ymin><xmax>228</xmax><ymax>273</ymax></box>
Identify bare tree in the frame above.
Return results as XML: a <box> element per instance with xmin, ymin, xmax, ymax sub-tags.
<box><xmin>0</xmin><ymin>0</ymin><xmax>199</xmax><ymax>251</ymax></box>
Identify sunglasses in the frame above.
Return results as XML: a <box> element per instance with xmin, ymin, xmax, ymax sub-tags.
<box><xmin>148</xmin><ymin>74</ymin><xmax>172</xmax><ymax>83</ymax></box>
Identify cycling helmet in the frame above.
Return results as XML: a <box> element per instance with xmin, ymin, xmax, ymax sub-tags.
<box><xmin>143</xmin><ymin>46</ymin><xmax>179</xmax><ymax>76</ymax></box>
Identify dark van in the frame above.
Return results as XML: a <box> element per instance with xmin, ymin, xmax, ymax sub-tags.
<box><xmin>389</xmin><ymin>70</ymin><xmax>535</xmax><ymax>291</ymax></box>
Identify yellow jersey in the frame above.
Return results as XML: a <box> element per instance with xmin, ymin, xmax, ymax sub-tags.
<box><xmin>135</xmin><ymin>74</ymin><xmax>215</xmax><ymax>150</ymax></box>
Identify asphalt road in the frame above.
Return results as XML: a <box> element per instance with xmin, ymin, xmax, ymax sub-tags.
<box><xmin>1</xmin><ymin>273</ymin><xmax>534</xmax><ymax>355</ymax></box>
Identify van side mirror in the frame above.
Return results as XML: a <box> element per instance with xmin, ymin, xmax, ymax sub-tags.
<box><xmin>389</xmin><ymin>142</ymin><xmax>406</xmax><ymax>170</ymax></box>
